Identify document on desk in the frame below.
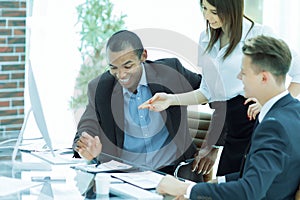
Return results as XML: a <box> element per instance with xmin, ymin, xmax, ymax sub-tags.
<box><xmin>111</xmin><ymin>171</ymin><xmax>164</xmax><ymax>189</ymax></box>
<box><xmin>110</xmin><ymin>183</ymin><xmax>163</xmax><ymax>200</ymax></box>
<box><xmin>0</xmin><ymin>176</ymin><xmax>42</xmax><ymax>197</ymax></box>
<box><xmin>30</xmin><ymin>150</ymin><xmax>84</xmax><ymax>165</ymax></box>
<box><xmin>71</xmin><ymin>160</ymin><xmax>133</xmax><ymax>173</ymax></box>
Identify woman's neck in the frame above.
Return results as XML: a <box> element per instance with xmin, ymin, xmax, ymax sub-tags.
<box><xmin>220</xmin><ymin>31</ymin><xmax>229</xmax><ymax>49</ymax></box>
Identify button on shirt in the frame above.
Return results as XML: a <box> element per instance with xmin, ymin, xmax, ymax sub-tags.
<box><xmin>121</xmin><ymin>64</ymin><xmax>176</xmax><ymax>169</ymax></box>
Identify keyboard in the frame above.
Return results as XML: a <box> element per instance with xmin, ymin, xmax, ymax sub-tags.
<box><xmin>31</xmin><ymin>151</ymin><xmax>85</xmax><ymax>165</ymax></box>
<box><xmin>110</xmin><ymin>183</ymin><xmax>163</xmax><ymax>200</ymax></box>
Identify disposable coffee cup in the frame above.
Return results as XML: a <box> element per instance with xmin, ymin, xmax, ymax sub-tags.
<box><xmin>95</xmin><ymin>173</ymin><xmax>111</xmax><ymax>195</ymax></box>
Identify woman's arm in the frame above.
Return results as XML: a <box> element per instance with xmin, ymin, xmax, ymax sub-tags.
<box><xmin>139</xmin><ymin>90</ymin><xmax>208</xmax><ymax>112</ymax></box>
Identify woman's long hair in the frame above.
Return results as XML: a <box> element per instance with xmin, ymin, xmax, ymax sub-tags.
<box><xmin>200</xmin><ymin>0</ymin><xmax>254</xmax><ymax>59</ymax></box>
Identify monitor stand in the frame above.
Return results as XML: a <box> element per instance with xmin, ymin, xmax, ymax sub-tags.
<box><xmin>12</xmin><ymin>108</ymin><xmax>51</xmax><ymax>171</ymax></box>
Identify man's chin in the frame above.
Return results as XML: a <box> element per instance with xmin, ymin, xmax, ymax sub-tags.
<box><xmin>121</xmin><ymin>84</ymin><xmax>134</xmax><ymax>92</ymax></box>
<box><xmin>119</xmin><ymin>81</ymin><xmax>130</xmax><ymax>88</ymax></box>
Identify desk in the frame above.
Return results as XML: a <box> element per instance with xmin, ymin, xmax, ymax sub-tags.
<box><xmin>0</xmin><ymin>149</ymin><xmax>84</xmax><ymax>199</ymax></box>
<box><xmin>0</xmin><ymin>149</ymin><xmax>170</xmax><ymax>199</ymax></box>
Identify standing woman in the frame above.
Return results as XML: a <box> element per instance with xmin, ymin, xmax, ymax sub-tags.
<box><xmin>139</xmin><ymin>0</ymin><xmax>300</xmax><ymax>176</ymax></box>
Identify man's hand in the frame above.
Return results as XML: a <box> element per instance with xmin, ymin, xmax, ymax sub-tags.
<box><xmin>156</xmin><ymin>175</ymin><xmax>190</xmax><ymax>198</ymax></box>
<box><xmin>245</xmin><ymin>97</ymin><xmax>261</xmax><ymax>121</ymax></box>
<box><xmin>295</xmin><ymin>184</ymin><xmax>300</xmax><ymax>200</ymax></box>
<box><xmin>192</xmin><ymin>146</ymin><xmax>219</xmax><ymax>175</ymax></box>
<box><xmin>138</xmin><ymin>92</ymin><xmax>173</xmax><ymax>112</ymax></box>
<box><xmin>75</xmin><ymin>132</ymin><xmax>102</xmax><ymax>161</ymax></box>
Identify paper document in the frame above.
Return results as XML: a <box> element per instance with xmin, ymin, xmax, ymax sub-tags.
<box><xmin>110</xmin><ymin>183</ymin><xmax>163</xmax><ymax>200</ymax></box>
<box><xmin>111</xmin><ymin>171</ymin><xmax>164</xmax><ymax>189</ymax></box>
<box><xmin>0</xmin><ymin>176</ymin><xmax>42</xmax><ymax>197</ymax></box>
<box><xmin>31</xmin><ymin>151</ymin><xmax>84</xmax><ymax>165</ymax></box>
<box><xmin>71</xmin><ymin>160</ymin><xmax>133</xmax><ymax>173</ymax></box>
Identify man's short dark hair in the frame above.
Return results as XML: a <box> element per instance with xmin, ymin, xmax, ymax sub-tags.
<box><xmin>106</xmin><ymin>30</ymin><xmax>144</xmax><ymax>59</ymax></box>
<box><xmin>242</xmin><ymin>35</ymin><xmax>291</xmax><ymax>83</ymax></box>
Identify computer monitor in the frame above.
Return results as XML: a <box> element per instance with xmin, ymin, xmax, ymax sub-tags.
<box><xmin>12</xmin><ymin>61</ymin><xmax>54</xmax><ymax>170</ymax></box>
<box><xmin>27</xmin><ymin>61</ymin><xmax>54</xmax><ymax>154</ymax></box>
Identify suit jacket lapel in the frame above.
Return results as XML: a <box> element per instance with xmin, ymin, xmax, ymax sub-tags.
<box><xmin>143</xmin><ymin>61</ymin><xmax>177</xmax><ymax>142</ymax></box>
<box><xmin>240</xmin><ymin>94</ymin><xmax>293</xmax><ymax>177</ymax></box>
<box><xmin>111</xmin><ymin>81</ymin><xmax>125</xmax><ymax>149</ymax></box>
<box><xmin>144</xmin><ymin>62</ymin><xmax>164</xmax><ymax>94</ymax></box>
<box><xmin>265</xmin><ymin>94</ymin><xmax>293</xmax><ymax>116</ymax></box>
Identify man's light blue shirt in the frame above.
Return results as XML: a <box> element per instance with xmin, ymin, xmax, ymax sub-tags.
<box><xmin>121</xmin><ymin>64</ymin><xmax>176</xmax><ymax>169</ymax></box>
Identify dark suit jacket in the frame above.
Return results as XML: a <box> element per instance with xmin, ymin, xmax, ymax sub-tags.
<box><xmin>73</xmin><ymin>58</ymin><xmax>202</xmax><ymax>169</ymax></box>
<box><xmin>190</xmin><ymin>94</ymin><xmax>300</xmax><ymax>200</ymax></box>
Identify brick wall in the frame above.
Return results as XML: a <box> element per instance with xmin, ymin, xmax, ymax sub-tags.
<box><xmin>0</xmin><ymin>0</ymin><xmax>26</xmax><ymax>136</ymax></box>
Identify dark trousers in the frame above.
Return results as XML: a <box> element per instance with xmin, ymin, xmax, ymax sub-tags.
<box><xmin>207</xmin><ymin>95</ymin><xmax>256</xmax><ymax>176</ymax></box>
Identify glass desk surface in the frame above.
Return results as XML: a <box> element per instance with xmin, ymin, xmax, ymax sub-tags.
<box><xmin>0</xmin><ymin>149</ymin><xmax>170</xmax><ymax>200</ymax></box>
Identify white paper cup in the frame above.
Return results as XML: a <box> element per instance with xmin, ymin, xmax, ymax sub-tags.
<box><xmin>95</xmin><ymin>173</ymin><xmax>111</xmax><ymax>195</ymax></box>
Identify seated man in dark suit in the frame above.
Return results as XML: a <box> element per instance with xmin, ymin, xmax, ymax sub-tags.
<box><xmin>156</xmin><ymin>35</ymin><xmax>300</xmax><ymax>199</ymax></box>
<box><xmin>72</xmin><ymin>30</ymin><xmax>203</xmax><ymax>176</ymax></box>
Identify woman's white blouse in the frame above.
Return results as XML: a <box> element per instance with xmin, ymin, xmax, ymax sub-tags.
<box><xmin>198</xmin><ymin>19</ymin><xmax>300</xmax><ymax>102</ymax></box>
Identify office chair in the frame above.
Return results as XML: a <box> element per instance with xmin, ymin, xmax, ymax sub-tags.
<box><xmin>174</xmin><ymin>110</ymin><xmax>213</xmax><ymax>182</ymax></box>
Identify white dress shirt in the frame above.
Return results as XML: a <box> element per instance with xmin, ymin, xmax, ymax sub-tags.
<box><xmin>197</xmin><ymin>18</ymin><xmax>300</xmax><ymax>102</ymax></box>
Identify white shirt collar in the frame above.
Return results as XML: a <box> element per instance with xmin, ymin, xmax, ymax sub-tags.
<box><xmin>258</xmin><ymin>90</ymin><xmax>289</xmax><ymax>122</ymax></box>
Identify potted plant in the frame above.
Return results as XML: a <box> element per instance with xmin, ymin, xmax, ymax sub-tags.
<box><xmin>70</xmin><ymin>0</ymin><xmax>126</xmax><ymax>110</ymax></box>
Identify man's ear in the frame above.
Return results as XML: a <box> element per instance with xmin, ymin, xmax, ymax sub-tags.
<box><xmin>141</xmin><ymin>49</ymin><xmax>148</xmax><ymax>62</ymax></box>
<box><xmin>261</xmin><ymin>71</ymin><xmax>269</xmax><ymax>83</ymax></box>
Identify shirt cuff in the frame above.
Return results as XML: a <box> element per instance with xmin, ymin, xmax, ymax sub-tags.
<box><xmin>184</xmin><ymin>182</ymin><xmax>197</xmax><ymax>199</ymax></box>
<box><xmin>217</xmin><ymin>176</ymin><xmax>226</xmax><ymax>183</ymax></box>
<box><xmin>87</xmin><ymin>157</ymin><xmax>98</xmax><ymax>165</ymax></box>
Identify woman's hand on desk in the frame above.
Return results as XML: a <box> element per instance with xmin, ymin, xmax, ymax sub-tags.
<box><xmin>192</xmin><ymin>146</ymin><xmax>218</xmax><ymax>175</ymax></box>
<box><xmin>75</xmin><ymin>132</ymin><xmax>102</xmax><ymax>161</ymax></box>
